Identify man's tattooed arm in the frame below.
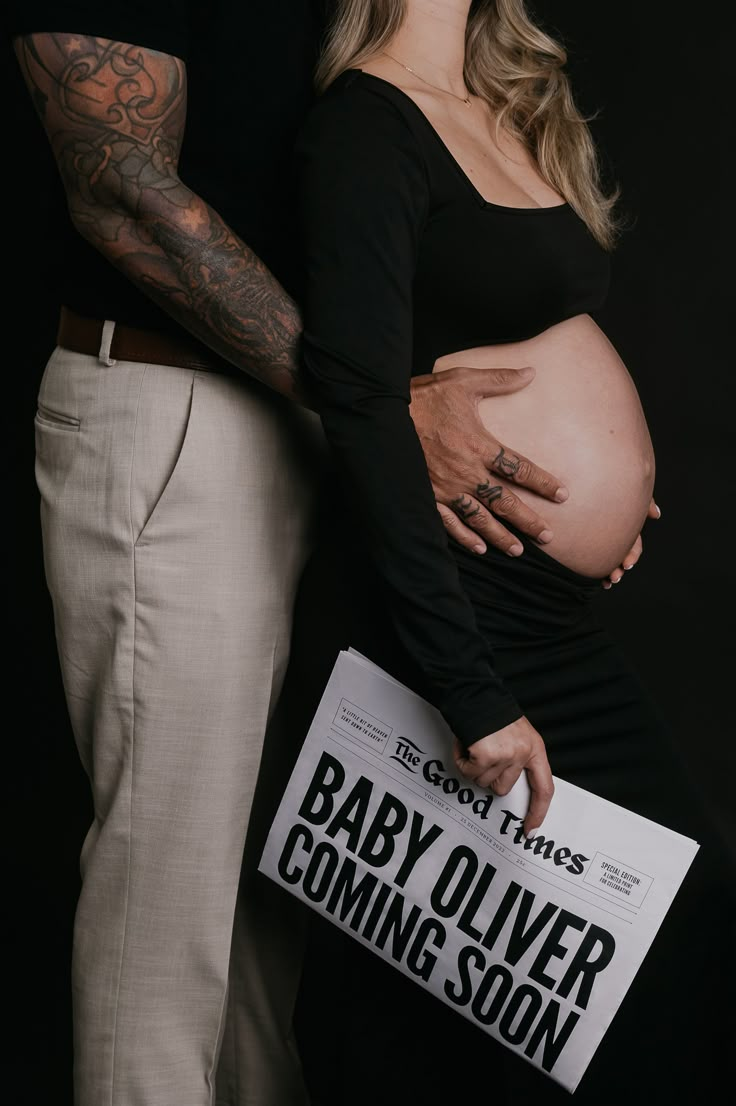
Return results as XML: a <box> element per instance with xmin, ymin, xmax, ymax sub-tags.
<box><xmin>14</xmin><ymin>33</ymin><xmax>304</xmax><ymax>400</ymax></box>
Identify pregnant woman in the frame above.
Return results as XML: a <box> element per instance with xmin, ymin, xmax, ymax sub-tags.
<box><xmin>285</xmin><ymin>1</ymin><xmax>735</xmax><ymax>1102</ymax></box>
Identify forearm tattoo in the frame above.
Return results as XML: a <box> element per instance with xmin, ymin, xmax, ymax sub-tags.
<box><xmin>492</xmin><ymin>447</ymin><xmax>521</xmax><ymax>478</ymax></box>
<box><xmin>15</xmin><ymin>34</ymin><xmax>303</xmax><ymax>399</ymax></box>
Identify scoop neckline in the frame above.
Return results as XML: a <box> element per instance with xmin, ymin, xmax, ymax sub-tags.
<box><xmin>343</xmin><ymin>68</ymin><xmax>570</xmax><ymax>216</ymax></box>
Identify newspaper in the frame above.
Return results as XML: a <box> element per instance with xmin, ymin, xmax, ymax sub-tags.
<box><xmin>259</xmin><ymin>649</ymin><xmax>698</xmax><ymax>1092</ymax></box>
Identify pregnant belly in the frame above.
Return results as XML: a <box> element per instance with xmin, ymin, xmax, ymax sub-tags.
<box><xmin>433</xmin><ymin>315</ymin><xmax>656</xmax><ymax>578</ymax></box>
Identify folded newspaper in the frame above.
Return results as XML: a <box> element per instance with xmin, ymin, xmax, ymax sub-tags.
<box><xmin>259</xmin><ymin>649</ymin><xmax>698</xmax><ymax>1092</ymax></box>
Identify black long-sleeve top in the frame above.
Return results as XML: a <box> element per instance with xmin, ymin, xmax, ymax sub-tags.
<box><xmin>297</xmin><ymin>69</ymin><xmax>609</xmax><ymax>747</ymax></box>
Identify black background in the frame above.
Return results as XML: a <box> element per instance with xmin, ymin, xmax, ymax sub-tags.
<box><xmin>5</xmin><ymin>3</ymin><xmax>735</xmax><ymax>1102</ymax></box>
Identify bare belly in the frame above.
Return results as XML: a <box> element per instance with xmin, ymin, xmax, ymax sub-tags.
<box><xmin>433</xmin><ymin>315</ymin><xmax>656</xmax><ymax>578</ymax></box>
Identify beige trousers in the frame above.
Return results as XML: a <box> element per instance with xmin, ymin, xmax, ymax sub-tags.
<box><xmin>34</xmin><ymin>336</ymin><xmax>324</xmax><ymax>1106</ymax></box>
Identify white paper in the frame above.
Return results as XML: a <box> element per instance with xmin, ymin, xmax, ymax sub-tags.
<box><xmin>259</xmin><ymin>650</ymin><xmax>698</xmax><ymax>1092</ymax></box>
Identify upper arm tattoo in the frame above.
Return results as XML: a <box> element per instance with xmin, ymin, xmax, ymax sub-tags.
<box><xmin>14</xmin><ymin>34</ymin><xmax>304</xmax><ymax>398</ymax></box>
<box><xmin>16</xmin><ymin>34</ymin><xmax>188</xmax><ymax>240</ymax></box>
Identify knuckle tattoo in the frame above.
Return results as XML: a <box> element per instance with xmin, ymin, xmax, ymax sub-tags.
<box><xmin>475</xmin><ymin>481</ymin><xmax>503</xmax><ymax>504</ymax></box>
<box><xmin>449</xmin><ymin>494</ymin><xmax>481</xmax><ymax>521</ymax></box>
<box><xmin>492</xmin><ymin>446</ymin><xmax>521</xmax><ymax>479</ymax></box>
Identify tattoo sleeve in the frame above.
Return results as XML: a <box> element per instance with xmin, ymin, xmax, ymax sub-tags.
<box><xmin>14</xmin><ymin>33</ymin><xmax>304</xmax><ymax>400</ymax></box>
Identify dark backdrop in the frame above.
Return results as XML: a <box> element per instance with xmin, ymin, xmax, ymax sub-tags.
<box><xmin>5</xmin><ymin>4</ymin><xmax>734</xmax><ymax>1103</ymax></box>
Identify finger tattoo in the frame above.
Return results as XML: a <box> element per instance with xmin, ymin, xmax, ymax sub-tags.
<box><xmin>493</xmin><ymin>447</ymin><xmax>520</xmax><ymax>477</ymax></box>
<box><xmin>476</xmin><ymin>482</ymin><xmax>503</xmax><ymax>505</ymax></box>
<box><xmin>449</xmin><ymin>495</ymin><xmax>482</xmax><ymax>521</ymax></box>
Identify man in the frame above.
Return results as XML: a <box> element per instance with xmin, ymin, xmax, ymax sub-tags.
<box><xmin>9</xmin><ymin>4</ymin><xmax>632</xmax><ymax>1104</ymax></box>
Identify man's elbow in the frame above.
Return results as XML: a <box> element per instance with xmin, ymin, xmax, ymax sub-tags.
<box><xmin>65</xmin><ymin>180</ymin><xmax>184</xmax><ymax>257</ymax></box>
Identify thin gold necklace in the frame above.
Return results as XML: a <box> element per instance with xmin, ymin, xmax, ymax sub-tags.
<box><xmin>382</xmin><ymin>51</ymin><xmax>472</xmax><ymax>106</ymax></box>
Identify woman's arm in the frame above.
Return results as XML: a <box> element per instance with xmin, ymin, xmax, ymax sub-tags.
<box><xmin>298</xmin><ymin>75</ymin><xmax>522</xmax><ymax>748</ymax></box>
<box><xmin>299</xmin><ymin>77</ymin><xmax>553</xmax><ymax>831</ymax></box>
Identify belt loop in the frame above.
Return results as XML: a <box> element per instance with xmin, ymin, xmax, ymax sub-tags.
<box><xmin>98</xmin><ymin>319</ymin><xmax>117</xmax><ymax>366</ymax></box>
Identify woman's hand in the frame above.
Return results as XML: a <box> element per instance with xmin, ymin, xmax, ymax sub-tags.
<box><xmin>409</xmin><ymin>365</ymin><xmax>568</xmax><ymax>557</ymax></box>
<box><xmin>602</xmin><ymin>498</ymin><xmax>661</xmax><ymax>589</ymax></box>
<box><xmin>453</xmin><ymin>716</ymin><xmax>554</xmax><ymax>835</ymax></box>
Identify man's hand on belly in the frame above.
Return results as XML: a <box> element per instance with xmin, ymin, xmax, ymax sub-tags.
<box><xmin>409</xmin><ymin>365</ymin><xmax>569</xmax><ymax>556</ymax></box>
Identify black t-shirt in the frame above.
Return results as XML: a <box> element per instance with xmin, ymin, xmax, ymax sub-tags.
<box><xmin>6</xmin><ymin>0</ymin><xmax>327</xmax><ymax>330</ymax></box>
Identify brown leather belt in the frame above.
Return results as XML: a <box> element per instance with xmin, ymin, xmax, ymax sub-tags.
<box><xmin>56</xmin><ymin>305</ymin><xmax>243</xmax><ymax>379</ymax></box>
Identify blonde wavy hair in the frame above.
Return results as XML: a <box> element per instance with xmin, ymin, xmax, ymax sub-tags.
<box><xmin>316</xmin><ymin>0</ymin><xmax>619</xmax><ymax>248</ymax></box>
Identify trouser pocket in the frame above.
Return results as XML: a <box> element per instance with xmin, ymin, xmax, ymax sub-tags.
<box><xmin>35</xmin><ymin>400</ymin><xmax>81</xmax><ymax>431</ymax></box>
<box><xmin>129</xmin><ymin>366</ymin><xmax>197</xmax><ymax>546</ymax></box>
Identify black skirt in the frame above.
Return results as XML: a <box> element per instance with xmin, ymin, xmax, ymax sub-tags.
<box><xmin>283</xmin><ymin>525</ymin><xmax>736</xmax><ymax>1106</ymax></box>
